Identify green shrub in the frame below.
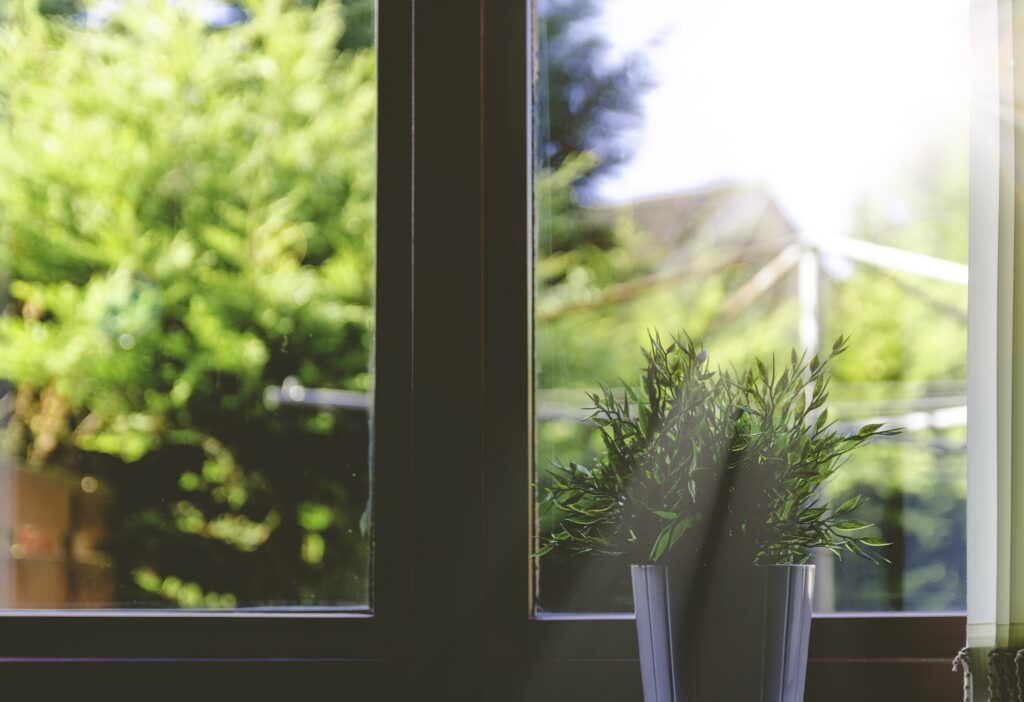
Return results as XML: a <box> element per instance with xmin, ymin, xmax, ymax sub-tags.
<box><xmin>0</xmin><ymin>0</ymin><xmax>376</xmax><ymax>605</ymax></box>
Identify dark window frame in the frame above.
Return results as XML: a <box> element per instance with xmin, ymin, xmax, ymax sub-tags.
<box><xmin>0</xmin><ymin>1</ymin><xmax>966</xmax><ymax>699</ymax></box>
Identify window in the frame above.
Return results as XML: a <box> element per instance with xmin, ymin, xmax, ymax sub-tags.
<box><xmin>485</xmin><ymin>1</ymin><xmax>966</xmax><ymax>698</ymax></box>
<box><xmin>532</xmin><ymin>0</ymin><xmax>968</xmax><ymax>616</ymax></box>
<box><xmin>0</xmin><ymin>0</ymin><xmax>377</xmax><ymax>611</ymax></box>
<box><xmin>0</xmin><ymin>1</ymin><xmax>977</xmax><ymax>699</ymax></box>
<box><xmin>0</xmin><ymin>0</ymin><xmax>413</xmax><ymax>672</ymax></box>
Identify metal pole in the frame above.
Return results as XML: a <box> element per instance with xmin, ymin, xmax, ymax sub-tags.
<box><xmin>799</xmin><ymin>243</ymin><xmax>836</xmax><ymax>612</ymax></box>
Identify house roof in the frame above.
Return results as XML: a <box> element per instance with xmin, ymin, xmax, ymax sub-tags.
<box><xmin>588</xmin><ymin>182</ymin><xmax>800</xmax><ymax>269</ymax></box>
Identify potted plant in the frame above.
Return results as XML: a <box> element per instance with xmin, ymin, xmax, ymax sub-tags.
<box><xmin>536</xmin><ymin>333</ymin><xmax>896</xmax><ymax>702</ymax></box>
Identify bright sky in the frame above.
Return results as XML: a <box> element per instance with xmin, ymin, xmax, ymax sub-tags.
<box><xmin>590</xmin><ymin>0</ymin><xmax>970</xmax><ymax>242</ymax></box>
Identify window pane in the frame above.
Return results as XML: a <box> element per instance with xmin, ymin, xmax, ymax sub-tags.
<box><xmin>0</xmin><ymin>0</ymin><xmax>376</xmax><ymax>609</ymax></box>
<box><xmin>534</xmin><ymin>0</ymin><xmax>967</xmax><ymax>613</ymax></box>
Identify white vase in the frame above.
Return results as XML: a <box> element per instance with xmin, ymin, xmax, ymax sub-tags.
<box><xmin>631</xmin><ymin>563</ymin><xmax>815</xmax><ymax>702</ymax></box>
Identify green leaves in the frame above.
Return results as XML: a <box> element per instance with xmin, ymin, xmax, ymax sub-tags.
<box><xmin>538</xmin><ymin>333</ymin><xmax>896</xmax><ymax>567</ymax></box>
<box><xmin>0</xmin><ymin>1</ymin><xmax>377</xmax><ymax>604</ymax></box>
<box><xmin>651</xmin><ymin>514</ymin><xmax>699</xmax><ymax>562</ymax></box>
<box><xmin>834</xmin><ymin>495</ymin><xmax>862</xmax><ymax>516</ymax></box>
<box><xmin>832</xmin><ymin>520</ymin><xmax>870</xmax><ymax>531</ymax></box>
<box><xmin>531</xmin><ymin>542</ymin><xmax>556</xmax><ymax>558</ymax></box>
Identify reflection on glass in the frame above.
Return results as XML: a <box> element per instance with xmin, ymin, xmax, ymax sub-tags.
<box><xmin>534</xmin><ymin>0</ymin><xmax>967</xmax><ymax>613</ymax></box>
<box><xmin>0</xmin><ymin>0</ymin><xmax>376</xmax><ymax>608</ymax></box>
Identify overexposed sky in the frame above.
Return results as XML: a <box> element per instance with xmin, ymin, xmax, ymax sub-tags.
<box><xmin>590</xmin><ymin>0</ymin><xmax>970</xmax><ymax>241</ymax></box>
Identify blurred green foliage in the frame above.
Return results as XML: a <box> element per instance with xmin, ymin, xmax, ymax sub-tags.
<box><xmin>820</xmin><ymin>140</ymin><xmax>968</xmax><ymax>611</ymax></box>
<box><xmin>0</xmin><ymin>0</ymin><xmax>375</xmax><ymax>606</ymax></box>
<box><xmin>535</xmin><ymin>126</ymin><xmax>968</xmax><ymax>612</ymax></box>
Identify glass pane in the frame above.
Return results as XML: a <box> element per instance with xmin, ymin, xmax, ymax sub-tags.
<box><xmin>534</xmin><ymin>0</ymin><xmax>967</xmax><ymax>613</ymax></box>
<box><xmin>0</xmin><ymin>0</ymin><xmax>376</xmax><ymax>609</ymax></box>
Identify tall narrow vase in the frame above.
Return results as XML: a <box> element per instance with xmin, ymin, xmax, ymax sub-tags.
<box><xmin>631</xmin><ymin>564</ymin><xmax>814</xmax><ymax>702</ymax></box>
